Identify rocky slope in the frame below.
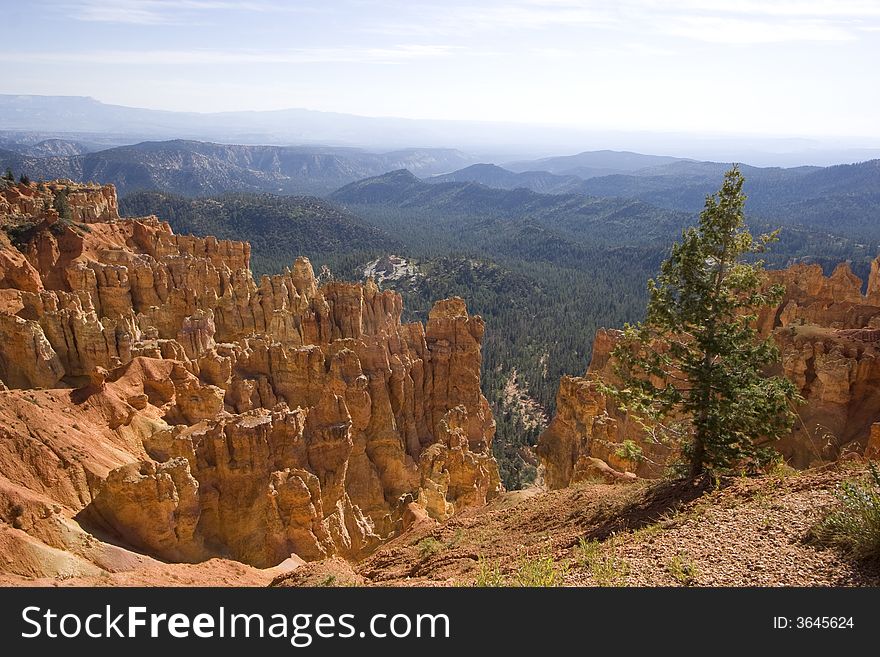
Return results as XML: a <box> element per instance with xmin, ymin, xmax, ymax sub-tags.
<box><xmin>271</xmin><ymin>462</ymin><xmax>879</xmax><ymax>587</ymax></box>
<box><xmin>538</xmin><ymin>260</ymin><xmax>880</xmax><ymax>487</ymax></box>
<box><xmin>0</xmin><ymin>179</ymin><xmax>500</xmax><ymax>579</ymax></box>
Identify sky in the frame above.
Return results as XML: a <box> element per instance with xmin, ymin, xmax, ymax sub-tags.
<box><xmin>1</xmin><ymin>0</ymin><xmax>879</xmax><ymax>137</ymax></box>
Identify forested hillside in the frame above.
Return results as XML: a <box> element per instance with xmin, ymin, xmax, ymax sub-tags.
<box><xmin>119</xmin><ymin>192</ymin><xmax>397</xmax><ymax>276</ymax></box>
<box><xmin>331</xmin><ymin>169</ymin><xmax>691</xmax><ymax>246</ymax></box>
<box><xmin>330</xmin><ymin>171</ymin><xmax>878</xmax><ymax>486</ymax></box>
<box><xmin>505</xmin><ymin>150</ymin><xmax>685</xmax><ymax>177</ymax></box>
<box><xmin>119</xmin><ymin>167</ymin><xmax>879</xmax><ymax>489</ymax></box>
<box><xmin>572</xmin><ymin>160</ymin><xmax>880</xmax><ymax>240</ymax></box>
<box><xmin>431</xmin><ymin>159</ymin><xmax>880</xmax><ymax>242</ymax></box>
<box><xmin>120</xmin><ymin>185</ymin><xmax>667</xmax><ymax>488</ymax></box>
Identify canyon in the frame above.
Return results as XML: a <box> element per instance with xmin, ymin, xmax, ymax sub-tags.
<box><xmin>1</xmin><ymin>177</ymin><xmax>877</xmax><ymax>586</ymax></box>
<box><xmin>0</xmin><ymin>180</ymin><xmax>500</xmax><ymax>579</ymax></box>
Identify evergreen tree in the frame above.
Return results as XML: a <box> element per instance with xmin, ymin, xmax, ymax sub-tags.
<box><xmin>600</xmin><ymin>167</ymin><xmax>801</xmax><ymax>477</ymax></box>
<box><xmin>19</xmin><ymin>173</ymin><xmax>30</xmax><ymax>186</ymax></box>
<box><xmin>53</xmin><ymin>189</ymin><xmax>73</xmax><ymax>222</ymax></box>
<box><xmin>2</xmin><ymin>167</ymin><xmax>13</xmax><ymax>182</ymax></box>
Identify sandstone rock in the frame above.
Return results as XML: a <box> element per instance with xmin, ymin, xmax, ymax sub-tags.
<box><xmin>0</xmin><ymin>232</ymin><xmax>43</xmax><ymax>292</ymax></box>
<box><xmin>571</xmin><ymin>456</ymin><xmax>638</xmax><ymax>484</ymax></box>
<box><xmin>0</xmin><ymin>314</ymin><xmax>65</xmax><ymax>388</ymax></box>
<box><xmin>867</xmin><ymin>258</ymin><xmax>880</xmax><ymax>303</ymax></box>
<box><xmin>0</xmin><ymin>181</ymin><xmax>502</xmax><ymax>573</ymax></box>
<box><xmin>177</xmin><ymin>310</ymin><xmax>216</xmax><ymax>359</ymax></box>
<box><xmin>88</xmin><ymin>458</ymin><xmax>204</xmax><ymax>562</ymax></box>
<box><xmin>60</xmin><ymin>182</ymin><xmax>120</xmax><ymax>223</ymax></box>
<box><xmin>417</xmin><ymin>406</ymin><xmax>501</xmax><ymax>521</ymax></box>
<box><xmin>425</xmin><ymin>298</ymin><xmax>495</xmax><ymax>451</ymax></box>
<box><xmin>866</xmin><ymin>424</ymin><xmax>880</xmax><ymax>460</ymax></box>
<box><xmin>540</xmin><ymin>258</ymin><xmax>880</xmax><ymax>485</ymax></box>
<box><xmin>136</xmin><ymin>407</ymin><xmax>375</xmax><ymax>566</ymax></box>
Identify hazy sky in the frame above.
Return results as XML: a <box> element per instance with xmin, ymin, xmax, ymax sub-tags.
<box><xmin>2</xmin><ymin>0</ymin><xmax>879</xmax><ymax>137</ymax></box>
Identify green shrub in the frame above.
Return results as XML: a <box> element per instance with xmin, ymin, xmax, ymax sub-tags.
<box><xmin>472</xmin><ymin>553</ymin><xmax>568</xmax><ymax>587</ymax></box>
<box><xmin>812</xmin><ymin>463</ymin><xmax>880</xmax><ymax>559</ymax></box>
<box><xmin>577</xmin><ymin>538</ymin><xmax>629</xmax><ymax>586</ymax></box>
<box><xmin>3</xmin><ymin>222</ymin><xmax>37</xmax><ymax>250</ymax></box>
<box><xmin>53</xmin><ymin>189</ymin><xmax>73</xmax><ymax>222</ymax></box>
<box><xmin>666</xmin><ymin>553</ymin><xmax>700</xmax><ymax>586</ymax></box>
<box><xmin>511</xmin><ymin>553</ymin><xmax>568</xmax><ymax>587</ymax></box>
<box><xmin>473</xmin><ymin>558</ymin><xmax>505</xmax><ymax>587</ymax></box>
<box><xmin>417</xmin><ymin>536</ymin><xmax>444</xmax><ymax>559</ymax></box>
<box><xmin>615</xmin><ymin>439</ymin><xmax>644</xmax><ymax>464</ymax></box>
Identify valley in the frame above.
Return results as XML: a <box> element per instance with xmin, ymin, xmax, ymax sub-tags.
<box><xmin>1</xmin><ymin>133</ymin><xmax>879</xmax><ymax>587</ymax></box>
<box><xmin>4</xmin><ymin>139</ymin><xmax>871</xmax><ymax>488</ymax></box>
<box><xmin>4</xmin><ymin>19</ymin><xmax>880</xmax><ymax>657</ymax></box>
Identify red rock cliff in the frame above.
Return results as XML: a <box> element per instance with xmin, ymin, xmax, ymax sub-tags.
<box><xmin>0</xmin><ymin>181</ymin><xmax>500</xmax><ymax>573</ymax></box>
<box><xmin>538</xmin><ymin>261</ymin><xmax>880</xmax><ymax>488</ymax></box>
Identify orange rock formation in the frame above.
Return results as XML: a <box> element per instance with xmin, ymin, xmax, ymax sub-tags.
<box><xmin>0</xmin><ymin>180</ymin><xmax>500</xmax><ymax>576</ymax></box>
<box><xmin>538</xmin><ymin>261</ymin><xmax>880</xmax><ymax>488</ymax></box>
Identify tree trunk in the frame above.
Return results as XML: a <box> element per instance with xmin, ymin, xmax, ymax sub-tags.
<box><xmin>690</xmin><ymin>436</ymin><xmax>705</xmax><ymax>478</ymax></box>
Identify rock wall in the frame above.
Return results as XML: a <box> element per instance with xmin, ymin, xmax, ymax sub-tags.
<box><xmin>0</xmin><ymin>181</ymin><xmax>500</xmax><ymax>572</ymax></box>
<box><xmin>1</xmin><ymin>179</ymin><xmax>119</xmax><ymax>224</ymax></box>
<box><xmin>538</xmin><ymin>262</ymin><xmax>880</xmax><ymax>488</ymax></box>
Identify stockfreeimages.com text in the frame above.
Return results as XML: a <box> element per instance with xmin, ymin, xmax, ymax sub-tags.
<box><xmin>21</xmin><ymin>605</ymin><xmax>450</xmax><ymax>646</ymax></box>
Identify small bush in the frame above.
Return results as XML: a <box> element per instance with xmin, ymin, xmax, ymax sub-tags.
<box><xmin>49</xmin><ymin>221</ymin><xmax>69</xmax><ymax>237</ymax></box>
<box><xmin>615</xmin><ymin>439</ymin><xmax>644</xmax><ymax>464</ymax></box>
<box><xmin>10</xmin><ymin>503</ymin><xmax>25</xmax><ymax>529</ymax></box>
<box><xmin>666</xmin><ymin>553</ymin><xmax>700</xmax><ymax>586</ymax></box>
<box><xmin>577</xmin><ymin>538</ymin><xmax>629</xmax><ymax>586</ymax></box>
<box><xmin>417</xmin><ymin>536</ymin><xmax>444</xmax><ymax>559</ymax></box>
<box><xmin>812</xmin><ymin>463</ymin><xmax>880</xmax><ymax>560</ymax></box>
<box><xmin>3</xmin><ymin>222</ymin><xmax>37</xmax><ymax>249</ymax></box>
<box><xmin>472</xmin><ymin>553</ymin><xmax>568</xmax><ymax>587</ymax></box>
<box><xmin>473</xmin><ymin>558</ymin><xmax>505</xmax><ymax>587</ymax></box>
<box><xmin>511</xmin><ymin>553</ymin><xmax>568</xmax><ymax>587</ymax></box>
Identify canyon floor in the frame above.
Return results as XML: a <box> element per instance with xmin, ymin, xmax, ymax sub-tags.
<box><xmin>278</xmin><ymin>461</ymin><xmax>880</xmax><ymax>587</ymax></box>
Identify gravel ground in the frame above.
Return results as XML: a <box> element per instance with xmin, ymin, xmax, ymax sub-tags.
<box><xmin>352</xmin><ymin>463</ymin><xmax>880</xmax><ymax>587</ymax></box>
<box><xmin>570</xmin><ymin>467</ymin><xmax>880</xmax><ymax>586</ymax></box>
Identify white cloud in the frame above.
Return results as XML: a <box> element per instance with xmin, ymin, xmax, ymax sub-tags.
<box><xmin>63</xmin><ymin>0</ymin><xmax>295</xmax><ymax>25</ymax></box>
<box><xmin>664</xmin><ymin>16</ymin><xmax>858</xmax><ymax>44</ymax></box>
<box><xmin>642</xmin><ymin>1</ymin><xmax>880</xmax><ymax>18</ymax></box>
<box><xmin>0</xmin><ymin>45</ymin><xmax>460</xmax><ymax>66</ymax></box>
<box><xmin>361</xmin><ymin>0</ymin><xmax>880</xmax><ymax>44</ymax></box>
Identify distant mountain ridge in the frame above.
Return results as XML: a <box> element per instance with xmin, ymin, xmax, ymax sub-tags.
<box><xmin>331</xmin><ymin>169</ymin><xmax>691</xmax><ymax>247</ymax></box>
<box><xmin>0</xmin><ymin>139</ymin><xmax>476</xmax><ymax>196</ymax></box>
<box><xmin>0</xmin><ymin>136</ymin><xmax>95</xmax><ymax>158</ymax></box>
<box><xmin>505</xmin><ymin>149</ymin><xmax>687</xmax><ymax>178</ymax></box>
<box><xmin>428</xmin><ymin>164</ymin><xmax>585</xmax><ymax>194</ymax></box>
<box><xmin>426</xmin><ymin>158</ymin><xmax>880</xmax><ymax>241</ymax></box>
<box><xmin>4</xmin><ymin>95</ymin><xmax>880</xmax><ymax>165</ymax></box>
